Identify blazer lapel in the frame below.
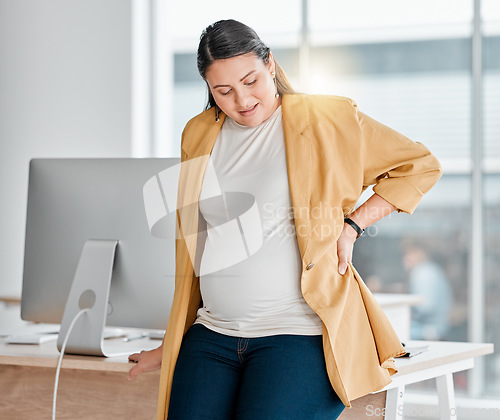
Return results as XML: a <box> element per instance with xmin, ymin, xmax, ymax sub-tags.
<box><xmin>181</xmin><ymin>108</ymin><xmax>226</xmax><ymax>160</ymax></box>
<box><xmin>282</xmin><ymin>95</ymin><xmax>313</xmax><ymax>263</ymax></box>
<box><xmin>177</xmin><ymin>108</ymin><xmax>225</xmax><ymax>273</ymax></box>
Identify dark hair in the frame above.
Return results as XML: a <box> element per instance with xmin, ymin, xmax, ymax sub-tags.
<box><xmin>197</xmin><ymin>19</ymin><xmax>295</xmax><ymax>110</ymax></box>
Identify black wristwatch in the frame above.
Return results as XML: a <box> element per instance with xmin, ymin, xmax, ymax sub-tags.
<box><xmin>344</xmin><ymin>217</ymin><xmax>365</xmax><ymax>238</ymax></box>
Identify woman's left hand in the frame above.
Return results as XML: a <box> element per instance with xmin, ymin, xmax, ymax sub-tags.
<box><xmin>128</xmin><ymin>346</ymin><xmax>163</xmax><ymax>381</ymax></box>
<box><xmin>337</xmin><ymin>223</ymin><xmax>358</xmax><ymax>275</ymax></box>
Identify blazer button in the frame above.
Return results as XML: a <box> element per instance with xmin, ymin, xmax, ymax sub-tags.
<box><xmin>306</xmin><ymin>263</ymin><xmax>315</xmax><ymax>270</ymax></box>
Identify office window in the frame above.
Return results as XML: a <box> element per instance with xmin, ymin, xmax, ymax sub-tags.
<box><xmin>309</xmin><ymin>0</ymin><xmax>487</xmax><ymax>397</ymax></box>
<box><xmin>483</xmin><ymin>0</ymin><xmax>500</xmax><ymax>397</ymax></box>
<box><xmin>485</xmin><ymin>175</ymin><xmax>500</xmax><ymax>396</ymax></box>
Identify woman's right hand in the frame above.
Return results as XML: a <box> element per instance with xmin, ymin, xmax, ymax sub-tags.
<box><xmin>128</xmin><ymin>346</ymin><xmax>163</xmax><ymax>381</ymax></box>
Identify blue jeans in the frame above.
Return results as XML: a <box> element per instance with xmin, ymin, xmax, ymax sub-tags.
<box><xmin>168</xmin><ymin>324</ymin><xmax>345</xmax><ymax>419</ymax></box>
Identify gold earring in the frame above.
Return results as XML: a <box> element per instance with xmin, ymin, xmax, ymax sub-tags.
<box><xmin>272</xmin><ymin>72</ymin><xmax>279</xmax><ymax>98</ymax></box>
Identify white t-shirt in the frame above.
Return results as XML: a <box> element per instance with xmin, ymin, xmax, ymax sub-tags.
<box><xmin>194</xmin><ymin>105</ymin><xmax>323</xmax><ymax>338</ymax></box>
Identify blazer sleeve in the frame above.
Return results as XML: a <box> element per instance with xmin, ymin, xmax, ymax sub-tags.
<box><xmin>349</xmin><ymin>99</ymin><xmax>442</xmax><ymax>214</ymax></box>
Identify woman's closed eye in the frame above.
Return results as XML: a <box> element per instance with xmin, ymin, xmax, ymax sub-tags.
<box><xmin>219</xmin><ymin>79</ymin><xmax>255</xmax><ymax>96</ymax></box>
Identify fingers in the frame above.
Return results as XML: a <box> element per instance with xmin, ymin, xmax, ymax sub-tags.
<box><xmin>127</xmin><ymin>348</ymin><xmax>162</xmax><ymax>381</ymax></box>
<box><xmin>338</xmin><ymin>253</ymin><xmax>349</xmax><ymax>275</ymax></box>
<box><xmin>128</xmin><ymin>351</ymin><xmax>142</xmax><ymax>363</ymax></box>
<box><xmin>128</xmin><ymin>352</ymin><xmax>141</xmax><ymax>381</ymax></box>
<box><xmin>338</xmin><ymin>262</ymin><xmax>347</xmax><ymax>275</ymax></box>
<box><xmin>128</xmin><ymin>363</ymin><xmax>141</xmax><ymax>381</ymax></box>
<box><xmin>337</xmin><ymin>229</ymin><xmax>355</xmax><ymax>275</ymax></box>
<box><xmin>337</xmin><ymin>240</ymin><xmax>353</xmax><ymax>275</ymax></box>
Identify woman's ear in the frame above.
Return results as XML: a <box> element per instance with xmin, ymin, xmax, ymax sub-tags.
<box><xmin>268</xmin><ymin>52</ymin><xmax>276</xmax><ymax>74</ymax></box>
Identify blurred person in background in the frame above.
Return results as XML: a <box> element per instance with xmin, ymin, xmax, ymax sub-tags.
<box><xmin>403</xmin><ymin>240</ymin><xmax>452</xmax><ymax>340</ymax></box>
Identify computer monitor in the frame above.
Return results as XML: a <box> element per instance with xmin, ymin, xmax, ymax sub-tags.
<box><xmin>21</xmin><ymin>158</ymin><xmax>181</xmax><ymax>356</ymax></box>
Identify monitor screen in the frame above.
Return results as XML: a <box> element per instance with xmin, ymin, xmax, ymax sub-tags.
<box><xmin>21</xmin><ymin>158</ymin><xmax>180</xmax><ymax>332</ymax></box>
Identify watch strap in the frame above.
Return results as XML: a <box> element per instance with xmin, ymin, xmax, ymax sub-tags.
<box><xmin>344</xmin><ymin>217</ymin><xmax>365</xmax><ymax>238</ymax></box>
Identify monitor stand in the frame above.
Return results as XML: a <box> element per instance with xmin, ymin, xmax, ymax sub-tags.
<box><xmin>57</xmin><ymin>239</ymin><xmax>128</xmax><ymax>357</ymax></box>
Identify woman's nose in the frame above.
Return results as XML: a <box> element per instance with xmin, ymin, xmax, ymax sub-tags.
<box><xmin>234</xmin><ymin>90</ymin><xmax>250</xmax><ymax>108</ymax></box>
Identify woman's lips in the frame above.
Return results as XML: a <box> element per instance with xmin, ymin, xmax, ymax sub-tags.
<box><xmin>239</xmin><ymin>104</ymin><xmax>258</xmax><ymax>116</ymax></box>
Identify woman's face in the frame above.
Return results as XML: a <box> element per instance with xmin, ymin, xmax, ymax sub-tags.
<box><xmin>205</xmin><ymin>52</ymin><xmax>281</xmax><ymax>127</ymax></box>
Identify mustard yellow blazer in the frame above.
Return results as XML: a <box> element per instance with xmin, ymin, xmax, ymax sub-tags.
<box><xmin>156</xmin><ymin>94</ymin><xmax>442</xmax><ymax>418</ymax></box>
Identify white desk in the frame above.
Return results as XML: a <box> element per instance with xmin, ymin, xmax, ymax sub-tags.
<box><xmin>377</xmin><ymin>340</ymin><xmax>494</xmax><ymax>420</ymax></box>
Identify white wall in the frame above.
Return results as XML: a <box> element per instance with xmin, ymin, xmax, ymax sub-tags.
<box><xmin>0</xmin><ymin>0</ymin><xmax>132</xmax><ymax>296</ymax></box>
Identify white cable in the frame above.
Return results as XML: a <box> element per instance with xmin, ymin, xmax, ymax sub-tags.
<box><xmin>52</xmin><ymin>308</ymin><xmax>89</xmax><ymax>420</ymax></box>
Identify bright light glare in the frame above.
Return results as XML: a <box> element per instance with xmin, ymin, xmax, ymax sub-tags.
<box><xmin>171</xmin><ymin>0</ymin><xmax>301</xmax><ymax>41</ymax></box>
<box><xmin>309</xmin><ymin>0</ymin><xmax>473</xmax><ymax>31</ymax></box>
<box><xmin>483</xmin><ymin>0</ymin><xmax>500</xmax><ymax>21</ymax></box>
